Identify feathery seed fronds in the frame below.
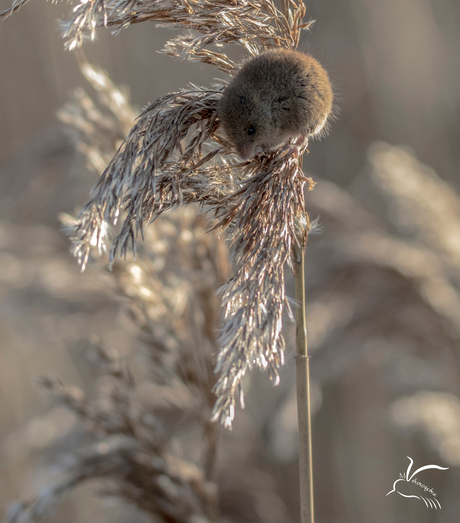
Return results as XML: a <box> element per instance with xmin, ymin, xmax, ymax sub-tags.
<box><xmin>59</xmin><ymin>0</ymin><xmax>313</xmax><ymax>425</ymax></box>
<box><xmin>211</xmin><ymin>145</ymin><xmax>313</xmax><ymax>426</ymax></box>
<box><xmin>58</xmin><ymin>0</ymin><xmax>309</xmax><ymax>53</ymax></box>
<box><xmin>3</xmin><ymin>0</ymin><xmax>314</xmax><ymax>425</ymax></box>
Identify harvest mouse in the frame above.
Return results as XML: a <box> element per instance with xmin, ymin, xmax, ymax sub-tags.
<box><xmin>217</xmin><ymin>49</ymin><xmax>333</xmax><ymax>160</ymax></box>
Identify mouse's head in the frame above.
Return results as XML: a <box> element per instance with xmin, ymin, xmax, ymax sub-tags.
<box><xmin>217</xmin><ymin>82</ymin><xmax>280</xmax><ymax>160</ymax></box>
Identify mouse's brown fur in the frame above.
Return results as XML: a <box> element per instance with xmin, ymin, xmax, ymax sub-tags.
<box><xmin>217</xmin><ymin>49</ymin><xmax>333</xmax><ymax>160</ymax></box>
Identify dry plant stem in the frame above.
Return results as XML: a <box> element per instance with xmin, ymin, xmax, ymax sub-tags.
<box><xmin>280</xmin><ymin>2</ymin><xmax>314</xmax><ymax>519</ymax></box>
<box><xmin>294</xmin><ymin>246</ymin><xmax>315</xmax><ymax>523</ymax></box>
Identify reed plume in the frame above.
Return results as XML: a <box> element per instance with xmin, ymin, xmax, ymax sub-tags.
<box><xmin>2</xmin><ymin>2</ymin><xmax>318</xmax><ymax>521</ymax></box>
<box><xmin>5</xmin><ymin>61</ymin><xmax>226</xmax><ymax>523</ymax></box>
<box><xmin>54</xmin><ymin>0</ymin><xmax>315</xmax><ymax>427</ymax></box>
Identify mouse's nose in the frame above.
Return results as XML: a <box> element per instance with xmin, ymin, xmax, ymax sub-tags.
<box><xmin>237</xmin><ymin>143</ymin><xmax>255</xmax><ymax>160</ymax></box>
<box><xmin>254</xmin><ymin>144</ymin><xmax>264</xmax><ymax>155</ymax></box>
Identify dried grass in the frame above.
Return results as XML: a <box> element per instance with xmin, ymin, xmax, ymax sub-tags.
<box><xmin>2</xmin><ymin>0</ymin><xmax>319</xmax><ymax>519</ymax></box>
<box><xmin>54</xmin><ymin>0</ymin><xmax>316</xmax><ymax>426</ymax></box>
<box><xmin>2</xmin><ymin>0</ymin><xmax>316</xmax><ymax>428</ymax></box>
<box><xmin>5</xmin><ymin>62</ymin><xmax>228</xmax><ymax>521</ymax></box>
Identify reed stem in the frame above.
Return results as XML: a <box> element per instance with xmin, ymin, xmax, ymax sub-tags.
<box><xmin>294</xmin><ymin>245</ymin><xmax>314</xmax><ymax>523</ymax></box>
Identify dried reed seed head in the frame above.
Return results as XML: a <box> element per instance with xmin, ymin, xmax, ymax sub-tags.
<box><xmin>30</xmin><ymin>0</ymin><xmax>315</xmax><ymax>427</ymax></box>
<box><xmin>66</xmin><ymin>69</ymin><xmax>315</xmax><ymax>427</ymax></box>
<box><xmin>55</xmin><ymin>0</ymin><xmax>310</xmax><ymax>54</ymax></box>
<box><xmin>209</xmin><ymin>142</ymin><xmax>313</xmax><ymax>426</ymax></box>
<box><xmin>1</xmin><ymin>0</ymin><xmax>331</xmax><ymax>518</ymax></box>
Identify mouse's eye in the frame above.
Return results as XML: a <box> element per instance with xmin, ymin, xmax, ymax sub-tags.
<box><xmin>247</xmin><ymin>126</ymin><xmax>256</xmax><ymax>136</ymax></box>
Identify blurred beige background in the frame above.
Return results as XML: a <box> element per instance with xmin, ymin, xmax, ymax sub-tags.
<box><xmin>0</xmin><ymin>1</ymin><xmax>460</xmax><ymax>522</ymax></box>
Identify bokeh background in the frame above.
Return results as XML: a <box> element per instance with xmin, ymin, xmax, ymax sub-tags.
<box><xmin>0</xmin><ymin>0</ymin><xmax>460</xmax><ymax>522</ymax></box>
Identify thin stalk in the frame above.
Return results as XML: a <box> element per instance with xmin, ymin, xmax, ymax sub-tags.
<box><xmin>294</xmin><ymin>245</ymin><xmax>314</xmax><ymax>523</ymax></box>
